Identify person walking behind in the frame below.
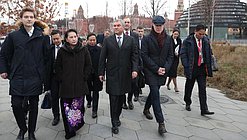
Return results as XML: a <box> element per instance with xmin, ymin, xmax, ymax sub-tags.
<box><xmin>85</xmin><ymin>33</ymin><xmax>103</xmax><ymax>118</ymax></box>
<box><xmin>44</xmin><ymin>30</ymin><xmax>64</xmax><ymax>126</ymax></box>
<box><xmin>180</xmin><ymin>24</ymin><xmax>214</xmax><ymax>116</ymax></box>
<box><xmin>166</xmin><ymin>28</ymin><xmax>182</xmax><ymax>92</ymax></box>
<box><xmin>0</xmin><ymin>7</ymin><xmax>49</xmax><ymax>140</ymax></box>
<box><xmin>98</xmin><ymin>19</ymin><xmax>139</xmax><ymax>134</ymax></box>
<box><xmin>122</xmin><ymin>17</ymin><xmax>139</xmax><ymax>110</ymax></box>
<box><xmin>55</xmin><ymin>29</ymin><xmax>92</xmax><ymax>139</ymax></box>
<box><xmin>134</xmin><ymin>25</ymin><xmax>145</xmax><ymax>102</ymax></box>
<box><xmin>141</xmin><ymin>15</ymin><xmax>173</xmax><ymax>135</ymax></box>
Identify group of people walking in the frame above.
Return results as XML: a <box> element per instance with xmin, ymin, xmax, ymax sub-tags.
<box><xmin>0</xmin><ymin>7</ymin><xmax>215</xmax><ymax>140</ymax></box>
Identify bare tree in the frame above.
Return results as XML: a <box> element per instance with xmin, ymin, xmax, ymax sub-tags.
<box><xmin>193</xmin><ymin>0</ymin><xmax>216</xmax><ymax>37</ymax></box>
<box><xmin>118</xmin><ymin>0</ymin><xmax>133</xmax><ymax>17</ymax></box>
<box><xmin>142</xmin><ymin>0</ymin><xmax>167</xmax><ymax>18</ymax></box>
<box><xmin>0</xmin><ymin>0</ymin><xmax>61</xmax><ymax>23</ymax></box>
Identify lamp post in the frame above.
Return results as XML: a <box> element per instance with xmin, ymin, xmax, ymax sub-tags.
<box><xmin>210</xmin><ymin>0</ymin><xmax>216</xmax><ymax>42</ymax></box>
<box><xmin>187</xmin><ymin>0</ymin><xmax>190</xmax><ymax>35</ymax></box>
<box><xmin>65</xmin><ymin>2</ymin><xmax>69</xmax><ymax>31</ymax></box>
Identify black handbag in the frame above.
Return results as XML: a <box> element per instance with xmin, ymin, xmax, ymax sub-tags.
<box><xmin>41</xmin><ymin>91</ymin><xmax>52</xmax><ymax>109</ymax></box>
<box><xmin>211</xmin><ymin>55</ymin><xmax>219</xmax><ymax>71</ymax></box>
<box><xmin>138</xmin><ymin>71</ymin><xmax>145</xmax><ymax>88</ymax></box>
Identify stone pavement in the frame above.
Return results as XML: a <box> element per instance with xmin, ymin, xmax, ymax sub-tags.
<box><xmin>0</xmin><ymin>76</ymin><xmax>247</xmax><ymax>140</ymax></box>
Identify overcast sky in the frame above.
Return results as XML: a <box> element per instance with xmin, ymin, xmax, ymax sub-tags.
<box><xmin>60</xmin><ymin>0</ymin><xmax>191</xmax><ymax>19</ymax></box>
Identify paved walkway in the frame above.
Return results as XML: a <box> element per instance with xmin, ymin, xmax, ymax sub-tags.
<box><xmin>0</xmin><ymin>76</ymin><xmax>247</xmax><ymax>140</ymax></box>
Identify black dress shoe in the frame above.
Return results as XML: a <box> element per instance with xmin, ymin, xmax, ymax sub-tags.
<box><xmin>28</xmin><ymin>132</ymin><xmax>36</xmax><ymax>140</ymax></box>
<box><xmin>143</xmin><ymin>109</ymin><xmax>153</xmax><ymax>120</ymax></box>
<box><xmin>201</xmin><ymin>110</ymin><xmax>214</xmax><ymax>116</ymax></box>
<box><xmin>158</xmin><ymin>122</ymin><xmax>167</xmax><ymax>135</ymax></box>
<box><xmin>65</xmin><ymin>131</ymin><xmax>76</xmax><ymax>139</ymax></box>
<box><xmin>92</xmin><ymin>112</ymin><xmax>97</xmax><ymax>118</ymax></box>
<box><xmin>185</xmin><ymin>105</ymin><xmax>191</xmax><ymax>111</ymax></box>
<box><xmin>52</xmin><ymin>116</ymin><xmax>60</xmax><ymax>126</ymax></box>
<box><xmin>122</xmin><ymin>103</ymin><xmax>128</xmax><ymax>109</ymax></box>
<box><xmin>116</xmin><ymin>120</ymin><xmax>121</xmax><ymax>127</ymax></box>
<box><xmin>87</xmin><ymin>104</ymin><xmax>91</xmax><ymax>108</ymax></box>
<box><xmin>16</xmin><ymin>130</ymin><xmax>27</xmax><ymax>140</ymax></box>
<box><xmin>112</xmin><ymin>126</ymin><xmax>119</xmax><ymax>134</ymax></box>
<box><xmin>128</xmin><ymin>101</ymin><xmax>134</xmax><ymax>110</ymax></box>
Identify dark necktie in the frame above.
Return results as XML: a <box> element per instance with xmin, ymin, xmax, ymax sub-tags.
<box><xmin>117</xmin><ymin>37</ymin><xmax>121</xmax><ymax>48</ymax></box>
<box><xmin>125</xmin><ymin>31</ymin><xmax>129</xmax><ymax>36</ymax></box>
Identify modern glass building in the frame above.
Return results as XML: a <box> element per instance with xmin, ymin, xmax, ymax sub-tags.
<box><xmin>176</xmin><ymin>0</ymin><xmax>247</xmax><ymax>40</ymax></box>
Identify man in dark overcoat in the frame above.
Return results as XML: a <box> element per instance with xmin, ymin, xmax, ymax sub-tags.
<box><xmin>122</xmin><ymin>17</ymin><xmax>140</xmax><ymax>110</ymax></box>
<box><xmin>98</xmin><ymin>19</ymin><xmax>139</xmax><ymax>134</ymax></box>
<box><xmin>0</xmin><ymin>7</ymin><xmax>49</xmax><ymax>140</ymax></box>
<box><xmin>141</xmin><ymin>16</ymin><xmax>173</xmax><ymax>135</ymax></box>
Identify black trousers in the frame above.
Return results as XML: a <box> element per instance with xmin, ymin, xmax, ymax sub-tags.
<box><xmin>124</xmin><ymin>78</ymin><xmax>139</xmax><ymax>103</ymax></box>
<box><xmin>144</xmin><ymin>85</ymin><xmax>164</xmax><ymax>123</ymax></box>
<box><xmin>86</xmin><ymin>91</ymin><xmax>99</xmax><ymax>112</ymax></box>
<box><xmin>11</xmin><ymin>95</ymin><xmax>39</xmax><ymax>133</ymax></box>
<box><xmin>109</xmin><ymin>94</ymin><xmax>124</xmax><ymax>127</ymax></box>
<box><xmin>184</xmin><ymin>66</ymin><xmax>208</xmax><ymax>111</ymax></box>
<box><xmin>51</xmin><ymin>77</ymin><xmax>60</xmax><ymax>118</ymax></box>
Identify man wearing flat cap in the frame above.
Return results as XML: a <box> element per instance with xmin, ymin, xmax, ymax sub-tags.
<box><xmin>141</xmin><ymin>15</ymin><xmax>173</xmax><ymax>135</ymax></box>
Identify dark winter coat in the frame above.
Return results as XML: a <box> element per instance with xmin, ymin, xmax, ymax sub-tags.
<box><xmin>141</xmin><ymin>31</ymin><xmax>174</xmax><ymax>86</ymax></box>
<box><xmin>180</xmin><ymin>33</ymin><xmax>213</xmax><ymax>79</ymax></box>
<box><xmin>55</xmin><ymin>42</ymin><xmax>92</xmax><ymax>98</ymax></box>
<box><xmin>86</xmin><ymin>44</ymin><xmax>103</xmax><ymax>91</ymax></box>
<box><xmin>0</xmin><ymin>25</ymin><xmax>49</xmax><ymax>96</ymax></box>
<box><xmin>167</xmin><ymin>36</ymin><xmax>182</xmax><ymax>77</ymax></box>
<box><xmin>98</xmin><ymin>34</ymin><xmax>139</xmax><ymax>95</ymax></box>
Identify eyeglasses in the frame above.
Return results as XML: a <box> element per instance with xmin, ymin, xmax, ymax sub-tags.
<box><xmin>125</xmin><ymin>21</ymin><xmax>130</xmax><ymax>23</ymax></box>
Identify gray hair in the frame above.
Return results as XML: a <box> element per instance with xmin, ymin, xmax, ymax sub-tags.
<box><xmin>113</xmin><ymin>19</ymin><xmax>125</xmax><ymax>27</ymax></box>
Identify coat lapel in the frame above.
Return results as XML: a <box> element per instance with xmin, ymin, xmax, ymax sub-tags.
<box><xmin>111</xmin><ymin>35</ymin><xmax>119</xmax><ymax>48</ymax></box>
<box><xmin>122</xmin><ymin>35</ymin><xmax>128</xmax><ymax>48</ymax></box>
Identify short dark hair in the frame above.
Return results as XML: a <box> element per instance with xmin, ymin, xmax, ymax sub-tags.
<box><xmin>51</xmin><ymin>30</ymin><xmax>61</xmax><ymax>36</ymax></box>
<box><xmin>20</xmin><ymin>7</ymin><xmax>36</xmax><ymax>18</ymax></box>
<box><xmin>173</xmin><ymin>28</ymin><xmax>180</xmax><ymax>33</ymax></box>
<box><xmin>87</xmin><ymin>33</ymin><xmax>96</xmax><ymax>40</ymax></box>
<box><xmin>64</xmin><ymin>29</ymin><xmax>77</xmax><ymax>40</ymax></box>
<box><xmin>195</xmin><ymin>24</ymin><xmax>206</xmax><ymax>31</ymax></box>
<box><xmin>137</xmin><ymin>26</ymin><xmax>144</xmax><ymax>30</ymax></box>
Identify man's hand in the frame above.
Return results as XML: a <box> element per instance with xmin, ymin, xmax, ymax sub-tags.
<box><xmin>132</xmin><ymin>71</ymin><xmax>138</xmax><ymax>79</ymax></box>
<box><xmin>0</xmin><ymin>73</ymin><xmax>8</xmax><ymax>79</ymax></box>
<box><xmin>157</xmin><ymin>67</ymin><xmax>166</xmax><ymax>75</ymax></box>
<box><xmin>99</xmin><ymin>75</ymin><xmax>105</xmax><ymax>82</ymax></box>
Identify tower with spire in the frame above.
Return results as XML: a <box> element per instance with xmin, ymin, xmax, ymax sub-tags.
<box><xmin>76</xmin><ymin>5</ymin><xmax>85</xmax><ymax>19</ymax></box>
<box><xmin>174</xmin><ymin>0</ymin><xmax>184</xmax><ymax>22</ymax></box>
<box><xmin>133</xmin><ymin>3</ymin><xmax>139</xmax><ymax>16</ymax></box>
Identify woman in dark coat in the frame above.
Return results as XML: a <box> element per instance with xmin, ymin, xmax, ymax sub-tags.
<box><xmin>85</xmin><ymin>33</ymin><xmax>103</xmax><ymax>118</ymax></box>
<box><xmin>55</xmin><ymin>29</ymin><xmax>92</xmax><ymax>139</ymax></box>
<box><xmin>166</xmin><ymin>28</ymin><xmax>182</xmax><ymax>92</ymax></box>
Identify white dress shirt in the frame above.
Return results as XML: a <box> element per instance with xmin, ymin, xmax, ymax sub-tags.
<box><xmin>115</xmin><ymin>34</ymin><xmax>124</xmax><ymax>46</ymax></box>
<box><xmin>194</xmin><ymin>35</ymin><xmax>204</xmax><ymax>63</ymax></box>
<box><xmin>27</xmin><ymin>27</ymin><xmax>34</xmax><ymax>37</ymax></box>
<box><xmin>55</xmin><ymin>43</ymin><xmax>62</xmax><ymax>59</ymax></box>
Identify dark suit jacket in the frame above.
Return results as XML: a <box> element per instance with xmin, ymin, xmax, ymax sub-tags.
<box><xmin>98</xmin><ymin>34</ymin><xmax>139</xmax><ymax>95</ymax></box>
<box><xmin>44</xmin><ymin>43</ymin><xmax>62</xmax><ymax>91</ymax></box>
